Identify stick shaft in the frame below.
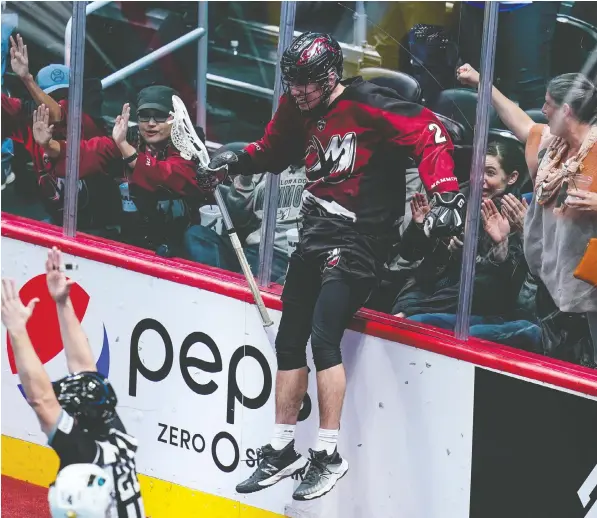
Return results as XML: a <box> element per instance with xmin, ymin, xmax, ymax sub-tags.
<box><xmin>168</xmin><ymin>96</ymin><xmax>273</xmax><ymax>327</ymax></box>
<box><xmin>214</xmin><ymin>186</ymin><xmax>273</xmax><ymax>327</ymax></box>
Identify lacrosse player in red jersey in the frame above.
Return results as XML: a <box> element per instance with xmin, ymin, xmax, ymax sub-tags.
<box><xmin>198</xmin><ymin>31</ymin><xmax>465</xmax><ymax>500</ymax></box>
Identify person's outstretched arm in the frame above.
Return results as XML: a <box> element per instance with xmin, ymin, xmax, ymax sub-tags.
<box><xmin>32</xmin><ymin>104</ymin><xmax>61</xmax><ymax>158</ymax></box>
<box><xmin>1</xmin><ymin>279</ymin><xmax>61</xmax><ymax>435</ymax></box>
<box><xmin>10</xmin><ymin>34</ymin><xmax>62</xmax><ymax>123</ymax></box>
<box><xmin>46</xmin><ymin>247</ymin><xmax>97</xmax><ymax>374</ymax></box>
<box><xmin>457</xmin><ymin>63</ymin><xmax>535</xmax><ymax>144</ymax></box>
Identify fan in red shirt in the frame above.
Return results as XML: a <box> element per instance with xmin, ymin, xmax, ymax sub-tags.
<box><xmin>35</xmin><ymin>86</ymin><xmax>204</xmax><ymax>255</ymax></box>
<box><xmin>200</xmin><ymin>32</ymin><xmax>466</xmax><ymax>500</ymax></box>
<box><xmin>1</xmin><ymin>35</ymin><xmax>106</xmax><ymax>169</ymax></box>
<box><xmin>2</xmin><ymin>34</ymin><xmax>110</xmax><ymax>227</ymax></box>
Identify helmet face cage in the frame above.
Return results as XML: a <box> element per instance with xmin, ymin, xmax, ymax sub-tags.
<box><xmin>53</xmin><ymin>372</ymin><xmax>117</xmax><ymax>430</ymax></box>
<box><xmin>281</xmin><ymin>68</ymin><xmax>339</xmax><ymax>112</ymax></box>
<box><xmin>281</xmin><ymin>32</ymin><xmax>343</xmax><ymax>112</ymax></box>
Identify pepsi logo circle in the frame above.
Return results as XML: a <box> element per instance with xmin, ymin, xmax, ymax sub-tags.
<box><xmin>6</xmin><ymin>274</ymin><xmax>110</xmax><ymax>397</ymax></box>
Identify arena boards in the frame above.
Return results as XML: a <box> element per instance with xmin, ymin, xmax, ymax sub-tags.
<box><xmin>2</xmin><ymin>214</ymin><xmax>597</xmax><ymax>518</ymax></box>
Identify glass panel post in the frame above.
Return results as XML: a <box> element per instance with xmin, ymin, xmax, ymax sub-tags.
<box><xmin>63</xmin><ymin>1</ymin><xmax>87</xmax><ymax>237</ymax></box>
<box><xmin>257</xmin><ymin>1</ymin><xmax>297</xmax><ymax>286</ymax></box>
<box><xmin>353</xmin><ymin>0</ymin><xmax>367</xmax><ymax>47</ymax></box>
<box><xmin>196</xmin><ymin>1</ymin><xmax>208</xmax><ymax>130</ymax></box>
<box><xmin>454</xmin><ymin>1</ymin><xmax>500</xmax><ymax>340</ymax></box>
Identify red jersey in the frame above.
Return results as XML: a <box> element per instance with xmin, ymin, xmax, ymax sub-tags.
<box><xmin>1</xmin><ymin>94</ymin><xmax>105</xmax><ymax>176</ymax></box>
<box><xmin>56</xmin><ymin>136</ymin><xmax>201</xmax><ymax>196</ymax></box>
<box><xmin>244</xmin><ymin>77</ymin><xmax>459</xmax><ymax>239</ymax></box>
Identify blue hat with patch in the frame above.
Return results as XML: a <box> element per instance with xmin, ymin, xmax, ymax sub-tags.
<box><xmin>36</xmin><ymin>64</ymin><xmax>70</xmax><ymax>94</ymax></box>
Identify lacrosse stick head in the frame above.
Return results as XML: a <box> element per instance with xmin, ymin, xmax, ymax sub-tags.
<box><xmin>169</xmin><ymin>95</ymin><xmax>210</xmax><ymax>166</ymax></box>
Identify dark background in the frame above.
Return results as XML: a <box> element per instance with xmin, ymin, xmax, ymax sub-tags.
<box><xmin>470</xmin><ymin>368</ymin><xmax>597</xmax><ymax>518</ymax></box>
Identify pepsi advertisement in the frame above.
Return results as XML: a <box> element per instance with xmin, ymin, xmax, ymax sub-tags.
<box><xmin>6</xmin><ymin>273</ymin><xmax>111</xmax><ymax>397</ymax></box>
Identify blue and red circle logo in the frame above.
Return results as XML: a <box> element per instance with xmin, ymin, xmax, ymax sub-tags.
<box><xmin>7</xmin><ymin>274</ymin><xmax>110</xmax><ymax>397</ymax></box>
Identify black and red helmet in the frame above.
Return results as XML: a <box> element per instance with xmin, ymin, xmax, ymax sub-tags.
<box><xmin>281</xmin><ymin>32</ymin><xmax>343</xmax><ymax>104</ymax></box>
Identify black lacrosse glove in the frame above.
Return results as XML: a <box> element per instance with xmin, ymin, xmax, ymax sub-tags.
<box><xmin>197</xmin><ymin>149</ymin><xmax>254</xmax><ymax>193</ymax></box>
<box><xmin>210</xmin><ymin>149</ymin><xmax>255</xmax><ymax>176</ymax></box>
<box><xmin>423</xmin><ymin>191</ymin><xmax>466</xmax><ymax>238</ymax></box>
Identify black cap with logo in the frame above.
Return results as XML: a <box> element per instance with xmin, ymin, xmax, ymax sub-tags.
<box><xmin>137</xmin><ymin>85</ymin><xmax>178</xmax><ymax>114</ymax></box>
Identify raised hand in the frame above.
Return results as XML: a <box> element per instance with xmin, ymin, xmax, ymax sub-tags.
<box><xmin>501</xmin><ymin>194</ymin><xmax>528</xmax><ymax>233</ymax></box>
<box><xmin>482</xmin><ymin>198</ymin><xmax>510</xmax><ymax>244</ymax></box>
<box><xmin>1</xmin><ymin>278</ymin><xmax>38</xmax><ymax>335</ymax></box>
<box><xmin>410</xmin><ymin>192</ymin><xmax>431</xmax><ymax>224</ymax></box>
<box><xmin>10</xmin><ymin>34</ymin><xmax>29</xmax><ymax>79</ymax></box>
<box><xmin>456</xmin><ymin>63</ymin><xmax>480</xmax><ymax>89</ymax></box>
<box><xmin>32</xmin><ymin>104</ymin><xmax>54</xmax><ymax>147</ymax></box>
<box><xmin>46</xmin><ymin>247</ymin><xmax>75</xmax><ymax>305</ymax></box>
<box><xmin>112</xmin><ymin>103</ymin><xmax>131</xmax><ymax>145</ymax></box>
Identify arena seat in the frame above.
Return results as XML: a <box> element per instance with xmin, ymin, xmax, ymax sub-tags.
<box><xmin>552</xmin><ymin>14</ymin><xmax>597</xmax><ymax>77</ymax></box>
<box><xmin>431</xmin><ymin>88</ymin><xmax>500</xmax><ymax>144</ymax></box>
<box><xmin>359</xmin><ymin>67</ymin><xmax>422</xmax><ymax>104</ymax></box>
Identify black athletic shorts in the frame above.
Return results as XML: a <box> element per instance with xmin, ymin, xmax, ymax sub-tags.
<box><xmin>274</xmin><ymin>229</ymin><xmax>381</xmax><ymax>368</ymax></box>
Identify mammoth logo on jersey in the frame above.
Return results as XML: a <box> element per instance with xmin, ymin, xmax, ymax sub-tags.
<box><xmin>305</xmin><ymin>132</ymin><xmax>357</xmax><ymax>185</ymax></box>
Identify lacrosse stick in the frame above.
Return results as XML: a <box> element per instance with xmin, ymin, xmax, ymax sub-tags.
<box><xmin>169</xmin><ymin>95</ymin><xmax>273</xmax><ymax>328</ymax></box>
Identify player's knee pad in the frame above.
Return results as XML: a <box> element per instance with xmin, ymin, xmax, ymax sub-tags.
<box><xmin>275</xmin><ymin>341</ymin><xmax>308</xmax><ymax>371</ymax></box>
<box><xmin>311</xmin><ymin>330</ymin><xmax>343</xmax><ymax>372</ymax></box>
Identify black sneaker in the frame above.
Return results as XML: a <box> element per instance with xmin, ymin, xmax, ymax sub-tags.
<box><xmin>236</xmin><ymin>440</ymin><xmax>308</xmax><ymax>494</ymax></box>
<box><xmin>292</xmin><ymin>448</ymin><xmax>349</xmax><ymax>501</ymax></box>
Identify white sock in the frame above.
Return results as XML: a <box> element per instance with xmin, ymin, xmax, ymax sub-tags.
<box><xmin>270</xmin><ymin>424</ymin><xmax>296</xmax><ymax>451</ymax></box>
<box><xmin>315</xmin><ymin>428</ymin><xmax>339</xmax><ymax>455</ymax></box>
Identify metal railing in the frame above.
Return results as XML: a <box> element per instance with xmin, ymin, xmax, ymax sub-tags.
<box><xmin>101</xmin><ymin>27</ymin><xmax>206</xmax><ymax>90</ymax></box>
<box><xmin>64</xmin><ymin>1</ymin><xmax>273</xmax><ymax>102</ymax></box>
<box><xmin>227</xmin><ymin>17</ymin><xmax>382</xmax><ymax>75</ymax></box>
<box><xmin>64</xmin><ymin>3</ymin><xmax>376</xmax><ymax>105</ymax></box>
<box><xmin>206</xmin><ymin>74</ymin><xmax>274</xmax><ymax>99</ymax></box>
<box><xmin>557</xmin><ymin>14</ymin><xmax>597</xmax><ymax>42</ymax></box>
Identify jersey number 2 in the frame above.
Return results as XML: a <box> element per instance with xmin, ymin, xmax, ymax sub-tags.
<box><xmin>428</xmin><ymin>123</ymin><xmax>447</xmax><ymax>144</ymax></box>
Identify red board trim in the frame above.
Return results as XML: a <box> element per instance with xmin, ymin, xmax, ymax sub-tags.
<box><xmin>3</xmin><ymin>213</ymin><xmax>597</xmax><ymax>396</ymax></box>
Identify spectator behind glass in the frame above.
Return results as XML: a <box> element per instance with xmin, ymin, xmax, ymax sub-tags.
<box><xmin>392</xmin><ymin>140</ymin><xmax>538</xmax><ymax>350</ymax></box>
<box><xmin>111</xmin><ymin>86</ymin><xmax>206</xmax><ymax>256</ymax></box>
<box><xmin>2</xmin><ymin>35</ymin><xmax>105</xmax><ymax>139</ymax></box>
<box><xmin>458</xmin><ymin>64</ymin><xmax>597</xmax><ymax>365</ymax></box>
<box><xmin>0</xmin><ymin>6</ymin><xmax>17</xmax><ymax>90</ymax></box>
<box><xmin>39</xmin><ymin>86</ymin><xmax>206</xmax><ymax>255</ymax></box>
<box><xmin>1</xmin><ymin>35</ymin><xmax>109</xmax><ymax>222</ymax></box>
<box><xmin>184</xmin><ymin>143</ymin><xmax>307</xmax><ymax>282</ymax></box>
<box><xmin>1</xmin><ymin>9</ymin><xmax>17</xmax><ymax>190</ymax></box>
<box><xmin>31</xmin><ymin>105</ymin><xmax>122</xmax><ymax>231</ymax></box>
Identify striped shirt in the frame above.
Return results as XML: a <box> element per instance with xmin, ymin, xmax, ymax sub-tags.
<box><xmin>50</xmin><ymin>410</ymin><xmax>145</xmax><ymax>518</ymax></box>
